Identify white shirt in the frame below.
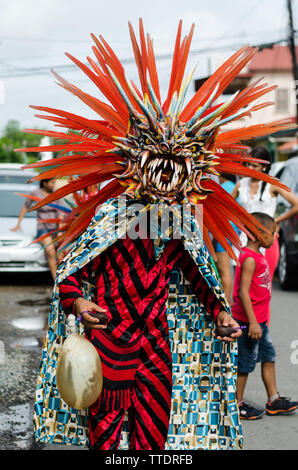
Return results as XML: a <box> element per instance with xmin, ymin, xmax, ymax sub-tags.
<box><xmin>238</xmin><ymin>177</ymin><xmax>277</xmax><ymax>217</ymax></box>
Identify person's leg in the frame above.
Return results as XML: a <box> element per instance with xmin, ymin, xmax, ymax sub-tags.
<box><xmin>86</xmin><ymin>328</ymin><xmax>140</xmax><ymax>449</ymax></box>
<box><xmin>256</xmin><ymin>323</ymin><xmax>297</xmax><ymax>414</ymax></box>
<box><xmin>129</xmin><ymin>330</ymin><xmax>172</xmax><ymax>450</ymax></box>
<box><xmin>237</xmin><ymin>367</ymin><xmax>264</xmax><ymax>419</ymax></box>
<box><xmin>256</xmin><ymin>323</ymin><xmax>296</xmax><ymax>414</ymax></box>
<box><xmin>236</xmin><ymin>321</ymin><xmax>255</xmax><ymax>404</ymax></box>
<box><xmin>236</xmin><ymin>372</ymin><xmax>249</xmax><ymax>403</ymax></box>
<box><xmin>40</xmin><ymin>236</ymin><xmax>57</xmax><ymax>280</ymax></box>
<box><xmin>88</xmin><ymin>407</ymin><xmax>126</xmax><ymax>450</ymax></box>
<box><xmin>236</xmin><ymin>321</ymin><xmax>264</xmax><ymax>419</ymax></box>
<box><xmin>261</xmin><ymin>362</ymin><xmax>278</xmax><ymax>400</ymax></box>
<box><xmin>257</xmin><ymin>323</ymin><xmax>277</xmax><ymax>400</ymax></box>
<box><xmin>215</xmin><ymin>250</ymin><xmax>233</xmax><ymax>303</ymax></box>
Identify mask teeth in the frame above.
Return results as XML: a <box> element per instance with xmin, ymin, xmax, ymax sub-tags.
<box><xmin>185</xmin><ymin>157</ymin><xmax>191</xmax><ymax>176</ymax></box>
<box><xmin>140</xmin><ymin>150</ymin><xmax>149</xmax><ymax>169</ymax></box>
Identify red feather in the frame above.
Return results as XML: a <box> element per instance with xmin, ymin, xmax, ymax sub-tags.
<box><xmin>15</xmin><ymin>20</ymin><xmax>296</xmax><ymax>251</ymax></box>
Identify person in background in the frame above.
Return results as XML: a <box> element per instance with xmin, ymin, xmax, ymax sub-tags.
<box><xmin>11</xmin><ymin>178</ymin><xmax>62</xmax><ymax>280</ymax></box>
<box><xmin>233</xmin><ymin>212</ymin><xmax>298</xmax><ymax>420</ymax></box>
<box><xmin>214</xmin><ymin>173</ymin><xmax>240</xmax><ymax>304</ymax></box>
<box><xmin>231</xmin><ymin>147</ymin><xmax>298</xmax><ymax>281</ymax></box>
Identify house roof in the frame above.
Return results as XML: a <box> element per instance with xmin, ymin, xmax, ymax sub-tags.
<box><xmin>249</xmin><ymin>45</ymin><xmax>298</xmax><ymax>72</ymax></box>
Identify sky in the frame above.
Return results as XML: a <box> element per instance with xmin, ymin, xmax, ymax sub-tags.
<box><xmin>0</xmin><ymin>0</ymin><xmax>296</xmax><ymax>133</ymax></box>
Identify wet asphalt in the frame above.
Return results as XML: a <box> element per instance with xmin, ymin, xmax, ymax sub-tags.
<box><xmin>0</xmin><ymin>273</ymin><xmax>297</xmax><ymax>451</ymax></box>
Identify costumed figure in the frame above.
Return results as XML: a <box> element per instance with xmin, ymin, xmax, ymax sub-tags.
<box><xmin>17</xmin><ymin>20</ymin><xmax>294</xmax><ymax>450</ymax></box>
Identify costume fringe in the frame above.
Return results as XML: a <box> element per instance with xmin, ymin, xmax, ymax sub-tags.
<box><xmin>98</xmin><ymin>387</ymin><xmax>132</xmax><ymax>411</ymax></box>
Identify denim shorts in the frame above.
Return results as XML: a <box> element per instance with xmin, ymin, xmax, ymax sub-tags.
<box><xmin>237</xmin><ymin>320</ymin><xmax>276</xmax><ymax>373</ymax></box>
<box><xmin>36</xmin><ymin>228</ymin><xmax>57</xmax><ymax>242</ymax></box>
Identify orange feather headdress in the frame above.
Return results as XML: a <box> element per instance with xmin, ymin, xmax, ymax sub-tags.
<box><xmin>17</xmin><ymin>19</ymin><xmax>295</xmax><ymax>259</ymax></box>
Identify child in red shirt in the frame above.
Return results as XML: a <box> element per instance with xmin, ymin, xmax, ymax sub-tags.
<box><xmin>232</xmin><ymin>212</ymin><xmax>298</xmax><ymax>419</ymax></box>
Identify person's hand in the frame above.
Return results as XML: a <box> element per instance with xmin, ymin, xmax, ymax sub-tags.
<box><xmin>214</xmin><ymin>310</ymin><xmax>242</xmax><ymax>342</ymax></box>
<box><xmin>248</xmin><ymin>321</ymin><xmax>262</xmax><ymax>340</ymax></box>
<box><xmin>11</xmin><ymin>225</ymin><xmax>22</xmax><ymax>232</ymax></box>
<box><xmin>275</xmin><ymin>222</ymin><xmax>280</xmax><ymax>238</ymax></box>
<box><xmin>73</xmin><ymin>297</ymin><xmax>108</xmax><ymax>330</ymax></box>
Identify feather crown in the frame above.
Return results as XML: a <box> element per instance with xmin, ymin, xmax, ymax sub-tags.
<box><xmin>17</xmin><ymin>19</ymin><xmax>295</xmax><ymax>258</ymax></box>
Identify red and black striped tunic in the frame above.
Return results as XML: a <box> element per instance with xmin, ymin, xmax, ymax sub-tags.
<box><xmin>59</xmin><ymin>236</ymin><xmax>223</xmax><ymax>449</ymax></box>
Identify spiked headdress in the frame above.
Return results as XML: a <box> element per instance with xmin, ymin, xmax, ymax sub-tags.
<box><xmin>18</xmin><ymin>20</ymin><xmax>294</xmax><ymax>259</ymax></box>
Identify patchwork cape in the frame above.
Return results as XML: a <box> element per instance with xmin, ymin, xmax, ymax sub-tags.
<box><xmin>33</xmin><ymin>196</ymin><xmax>243</xmax><ymax>450</ymax></box>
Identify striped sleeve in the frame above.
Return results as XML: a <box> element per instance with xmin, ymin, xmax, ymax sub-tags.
<box><xmin>58</xmin><ymin>255</ymin><xmax>102</xmax><ymax>316</ymax></box>
<box><xmin>59</xmin><ymin>269</ymin><xmax>85</xmax><ymax>316</ymax></box>
<box><xmin>177</xmin><ymin>251</ymin><xmax>223</xmax><ymax>321</ymax></box>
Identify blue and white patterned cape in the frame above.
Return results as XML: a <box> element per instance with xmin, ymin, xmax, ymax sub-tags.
<box><xmin>33</xmin><ymin>197</ymin><xmax>243</xmax><ymax>450</ymax></box>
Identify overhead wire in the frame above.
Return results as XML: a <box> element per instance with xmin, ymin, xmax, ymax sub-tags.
<box><xmin>0</xmin><ymin>36</ymin><xmax>290</xmax><ymax>80</ymax></box>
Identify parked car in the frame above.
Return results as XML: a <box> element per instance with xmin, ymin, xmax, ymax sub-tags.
<box><xmin>274</xmin><ymin>157</ymin><xmax>298</xmax><ymax>290</ymax></box>
<box><xmin>0</xmin><ymin>163</ymin><xmax>49</xmax><ymax>273</ymax></box>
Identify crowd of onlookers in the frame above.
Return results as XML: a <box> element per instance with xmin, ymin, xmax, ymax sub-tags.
<box><xmin>214</xmin><ymin>147</ymin><xmax>298</xmax><ymax>306</ymax></box>
<box><xmin>213</xmin><ymin>147</ymin><xmax>298</xmax><ymax>420</ymax></box>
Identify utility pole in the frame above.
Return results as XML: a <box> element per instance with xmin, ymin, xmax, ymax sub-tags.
<box><xmin>287</xmin><ymin>0</ymin><xmax>298</xmax><ymax>125</ymax></box>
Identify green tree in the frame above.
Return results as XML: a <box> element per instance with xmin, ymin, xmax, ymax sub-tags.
<box><xmin>0</xmin><ymin>120</ymin><xmax>43</xmax><ymax>164</ymax></box>
<box><xmin>0</xmin><ymin>120</ymin><xmax>82</xmax><ymax>164</ymax></box>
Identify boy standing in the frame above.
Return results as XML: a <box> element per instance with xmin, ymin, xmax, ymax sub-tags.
<box><xmin>232</xmin><ymin>212</ymin><xmax>298</xmax><ymax>419</ymax></box>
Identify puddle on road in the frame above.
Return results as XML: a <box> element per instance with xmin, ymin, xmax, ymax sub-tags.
<box><xmin>0</xmin><ymin>403</ymin><xmax>32</xmax><ymax>449</ymax></box>
<box><xmin>9</xmin><ymin>297</ymin><xmax>50</xmax><ymax>350</ymax></box>
<box><xmin>10</xmin><ymin>337</ymin><xmax>39</xmax><ymax>349</ymax></box>
<box><xmin>11</xmin><ymin>316</ymin><xmax>47</xmax><ymax>331</ymax></box>
<box><xmin>17</xmin><ymin>298</ymin><xmax>51</xmax><ymax>307</ymax></box>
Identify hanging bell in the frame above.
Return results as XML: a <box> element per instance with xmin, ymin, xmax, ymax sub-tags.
<box><xmin>56</xmin><ymin>315</ymin><xmax>103</xmax><ymax>409</ymax></box>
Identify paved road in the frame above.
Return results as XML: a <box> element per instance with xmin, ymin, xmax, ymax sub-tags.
<box><xmin>0</xmin><ymin>273</ymin><xmax>297</xmax><ymax>450</ymax></box>
<box><xmin>240</xmin><ymin>280</ymin><xmax>298</xmax><ymax>450</ymax></box>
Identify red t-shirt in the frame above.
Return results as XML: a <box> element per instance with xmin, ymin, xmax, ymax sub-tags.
<box><xmin>232</xmin><ymin>248</ymin><xmax>272</xmax><ymax>324</ymax></box>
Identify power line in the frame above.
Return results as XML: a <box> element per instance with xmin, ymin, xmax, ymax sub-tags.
<box><xmin>0</xmin><ymin>37</ymin><xmax>289</xmax><ymax>80</ymax></box>
<box><xmin>0</xmin><ymin>27</ymin><xmax>285</xmax><ymax>45</ymax></box>
<box><xmin>205</xmin><ymin>0</ymin><xmax>266</xmax><ymax>47</ymax></box>
<box><xmin>0</xmin><ymin>28</ymin><xmax>287</xmax><ymax>65</ymax></box>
